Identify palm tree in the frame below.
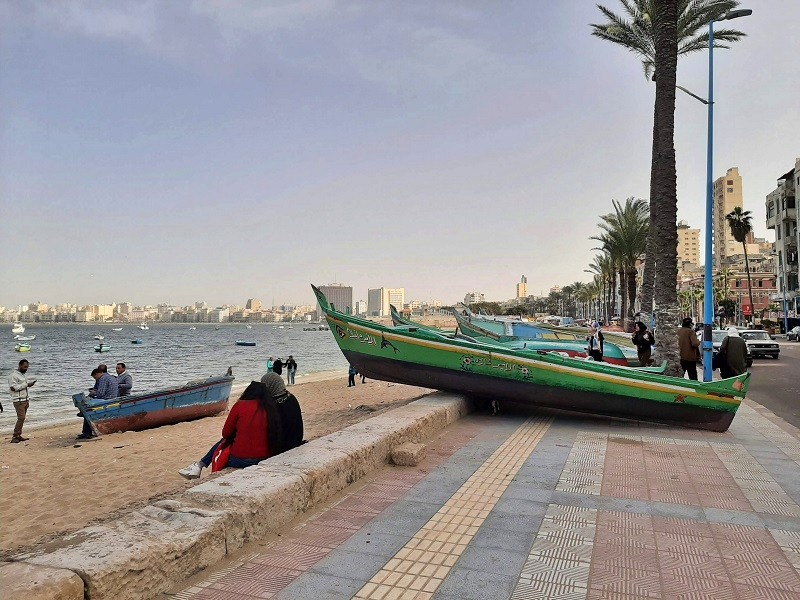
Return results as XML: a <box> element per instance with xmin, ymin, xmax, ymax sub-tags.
<box><xmin>726</xmin><ymin>206</ymin><xmax>755</xmax><ymax>322</ymax></box>
<box><xmin>592</xmin><ymin>198</ymin><xmax>649</xmax><ymax>330</ymax></box>
<box><xmin>592</xmin><ymin>0</ymin><xmax>746</xmax><ymax>373</ymax></box>
<box><xmin>591</xmin><ymin>1</ymin><xmax>746</xmax><ymax>313</ymax></box>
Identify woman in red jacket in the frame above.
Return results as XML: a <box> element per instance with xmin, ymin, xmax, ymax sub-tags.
<box><xmin>179</xmin><ymin>380</ymin><xmax>281</xmax><ymax>479</ymax></box>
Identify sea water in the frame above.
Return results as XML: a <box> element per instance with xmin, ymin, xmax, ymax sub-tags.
<box><xmin>1</xmin><ymin>323</ymin><xmax>349</xmax><ymax>432</ymax></box>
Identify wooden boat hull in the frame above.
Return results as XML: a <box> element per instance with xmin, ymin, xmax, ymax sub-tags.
<box><xmin>73</xmin><ymin>375</ymin><xmax>234</xmax><ymax>434</ymax></box>
<box><xmin>313</xmin><ymin>285</ymin><xmax>748</xmax><ymax>432</ymax></box>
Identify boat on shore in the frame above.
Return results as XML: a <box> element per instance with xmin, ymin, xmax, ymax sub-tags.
<box><xmin>14</xmin><ymin>334</ymin><xmax>36</xmax><ymax>341</ymax></box>
<box><xmin>15</xmin><ymin>343</ymin><xmax>31</xmax><ymax>352</ymax></box>
<box><xmin>312</xmin><ymin>284</ymin><xmax>749</xmax><ymax>432</ymax></box>
<box><xmin>73</xmin><ymin>372</ymin><xmax>235</xmax><ymax>435</ymax></box>
<box><xmin>235</xmin><ymin>340</ymin><xmax>256</xmax><ymax>346</ymax></box>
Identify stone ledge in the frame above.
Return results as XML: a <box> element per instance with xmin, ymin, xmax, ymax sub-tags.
<box><xmin>0</xmin><ymin>562</ymin><xmax>84</xmax><ymax>600</ymax></box>
<box><xmin>12</xmin><ymin>392</ymin><xmax>471</xmax><ymax>600</ymax></box>
<box><xmin>392</xmin><ymin>442</ymin><xmax>427</xmax><ymax>466</ymax></box>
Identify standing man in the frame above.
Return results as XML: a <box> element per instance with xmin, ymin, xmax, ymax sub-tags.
<box><xmin>115</xmin><ymin>363</ymin><xmax>133</xmax><ymax>396</ymax></box>
<box><xmin>286</xmin><ymin>355</ymin><xmax>298</xmax><ymax>385</ymax></box>
<box><xmin>678</xmin><ymin>317</ymin><xmax>701</xmax><ymax>380</ymax></box>
<box><xmin>79</xmin><ymin>367</ymin><xmax>119</xmax><ymax>439</ymax></box>
<box><xmin>8</xmin><ymin>359</ymin><xmax>35</xmax><ymax>443</ymax></box>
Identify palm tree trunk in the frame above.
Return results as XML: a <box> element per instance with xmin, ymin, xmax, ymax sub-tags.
<box><xmin>743</xmin><ymin>242</ymin><xmax>755</xmax><ymax>323</ymax></box>
<box><xmin>619</xmin><ymin>267</ymin><xmax>627</xmax><ymax>330</ymax></box>
<box><xmin>652</xmin><ymin>0</ymin><xmax>681</xmax><ymax>376</ymax></box>
<box><xmin>640</xmin><ymin>103</ymin><xmax>658</xmax><ymax>321</ymax></box>
<box><xmin>627</xmin><ymin>266</ymin><xmax>638</xmax><ymax>325</ymax></box>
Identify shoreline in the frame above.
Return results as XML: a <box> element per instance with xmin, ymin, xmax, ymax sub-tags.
<box><xmin>0</xmin><ymin>368</ymin><xmax>348</xmax><ymax>435</ymax></box>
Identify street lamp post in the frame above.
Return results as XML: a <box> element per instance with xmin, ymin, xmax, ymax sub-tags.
<box><xmin>780</xmin><ymin>266</ymin><xmax>789</xmax><ymax>334</ymax></box>
<box><xmin>702</xmin><ymin>8</ymin><xmax>752</xmax><ymax>382</ymax></box>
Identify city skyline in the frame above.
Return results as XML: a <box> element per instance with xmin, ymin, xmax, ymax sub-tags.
<box><xmin>2</xmin><ymin>2</ymin><xmax>798</xmax><ymax>307</ymax></box>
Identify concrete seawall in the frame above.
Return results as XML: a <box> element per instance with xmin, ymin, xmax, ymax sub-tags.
<box><xmin>3</xmin><ymin>392</ymin><xmax>472</xmax><ymax>600</ymax></box>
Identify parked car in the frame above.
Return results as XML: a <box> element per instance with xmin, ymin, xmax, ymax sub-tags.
<box><xmin>701</xmin><ymin>330</ymin><xmax>753</xmax><ymax>368</ymax></box>
<box><xmin>739</xmin><ymin>330</ymin><xmax>780</xmax><ymax>359</ymax></box>
<box><xmin>788</xmin><ymin>326</ymin><xmax>800</xmax><ymax>342</ymax></box>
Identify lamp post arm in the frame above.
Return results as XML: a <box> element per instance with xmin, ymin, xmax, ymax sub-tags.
<box><xmin>676</xmin><ymin>85</ymin><xmax>710</xmax><ymax>105</ymax></box>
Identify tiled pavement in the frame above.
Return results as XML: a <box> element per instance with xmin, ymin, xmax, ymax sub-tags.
<box><xmin>170</xmin><ymin>399</ymin><xmax>800</xmax><ymax>600</ymax></box>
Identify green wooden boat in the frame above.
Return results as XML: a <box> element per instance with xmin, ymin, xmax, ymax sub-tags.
<box><xmin>313</xmin><ymin>285</ymin><xmax>748</xmax><ymax>432</ymax></box>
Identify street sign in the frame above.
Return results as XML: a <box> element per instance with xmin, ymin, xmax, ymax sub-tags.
<box><xmin>742</xmin><ymin>304</ymin><xmax>753</xmax><ymax>316</ymax></box>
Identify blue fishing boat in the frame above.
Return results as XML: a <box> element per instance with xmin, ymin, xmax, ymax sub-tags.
<box><xmin>73</xmin><ymin>372</ymin><xmax>235</xmax><ymax>435</ymax></box>
<box><xmin>235</xmin><ymin>340</ymin><xmax>257</xmax><ymax>346</ymax></box>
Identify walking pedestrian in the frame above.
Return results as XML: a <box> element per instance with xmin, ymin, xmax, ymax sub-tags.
<box><xmin>677</xmin><ymin>317</ymin><xmax>701</xmax><ymax>380</ymax></box>
<box><xmin>8</xmin><ymin>359</ymin><xmax>35</xmax><ymax>443</ymax></box>
<box><xmin>631</xmin><ymin>322</ymin><xmax>655</xmax><ymax>366</ymax></box>
<box><xmin>719</xmin><ymin>327</ymin><xmax>748</xmax><ymax>379</ymax></box>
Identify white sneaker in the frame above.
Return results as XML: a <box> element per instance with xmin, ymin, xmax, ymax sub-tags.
<box><xmin>178</xmin><ymin>462</ymin><xmax>203</xmax><ymax>479</ymax></box>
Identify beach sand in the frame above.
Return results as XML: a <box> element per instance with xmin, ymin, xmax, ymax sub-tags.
<box><xmin>0</xmin><ymin>374</ymin><xmax>434</xmax><ymax>556</ymax></box>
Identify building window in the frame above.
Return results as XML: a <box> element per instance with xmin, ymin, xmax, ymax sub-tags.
<box><xmin>727</xmin><ymin>180</ymin><xmax>733</xmax><ymax>185</ymax></box>
<box><xmin>727</xmin><ymin>187</ymin><xmax>734</xmax><ymax>193</ymax></box>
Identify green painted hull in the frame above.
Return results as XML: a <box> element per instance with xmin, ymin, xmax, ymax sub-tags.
<box><xmin>314</xmin><ymin>285</ymin><xmax>748</xmax><ymax>432</ymax></box>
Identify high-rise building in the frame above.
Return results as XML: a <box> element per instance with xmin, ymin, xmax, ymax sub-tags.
<box><xmin>516</xmin><ymin>276</ymin><xmax>528</xmax><ymax>299</ymax></box>
<box><xmin>765</xmin><ymin>158</ymin><xmax>799</xmax><ymax>318</ymax></box>
<box><xmin>246</xmin><ymin>298</ymin><xmax>262</xmax><ymax>311</ymax></box>
<box><xmin>713</xmin><ymin>167</ymin><xmax>744</xmax><ymax>267</ymax></box>
<box><xmin>464</xmin><ymin>292</ymin><xmax>485</xmax><ymax>305</ymax></box>
<box><xmin>367</xmin><ymin>287</ymin><xmax>405</xmax><ymax>316</ymax></box>
<box><xmin>677</xmin><ymin>221</ymin><xmax>700</xmax><ymax>266</ymax></box>
<box><xmin>319</xmin><ymin>284</ymin><xmax>353</xmax><ymax>314</ymax></box>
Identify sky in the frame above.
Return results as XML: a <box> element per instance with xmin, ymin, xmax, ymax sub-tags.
<box><xmin>1</xmin><ymin>0</ymin><xmax>798</xmax><ymax>309</ymax></box>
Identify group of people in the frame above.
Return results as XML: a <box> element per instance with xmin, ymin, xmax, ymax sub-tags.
<box><xmin>179</xmin><ymin>371</ymin><xmax>304</xmax><ymax>479</ymax></box>
<box><xmin>266</xmin><ymin>355</ymin><xmax>298</xmax><ymax>385</ymax></box>
<box><xmin>678</xmin><ymin>318</ymin><xmax>748</xmax><ymax>380</ymax></box>
<box><xmin>6</xmin><ymin>359</ymin><xmax>133</xmax><ymax>443</ymax></box>
<box><xmin>78</xmin><ymin>362</ymin><xmax>133</xmax><ymax>439</ymax></box>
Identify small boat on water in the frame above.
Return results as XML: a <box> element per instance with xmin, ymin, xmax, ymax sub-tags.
<box><xmin>112</xmin><ymin>328</ymin><xmax>123</xmax><ymax>332</ymax></box>
<box><xmin>94</xmin><ymin>344</ymin><xmax>111</xmax><ymax>352</ymax></box>
<box><xmin>131</xmin><ymin>339</ymin><xmax>143</xmax><ymax>344</ymax></box>
<box><xmin>94</xmin><ymin>335</ymin><xmax>105</xmax><ymax>340</ymax></box>
<box><xmin>12</xmin><ymin>323</ymin><xmax>25</xmax><ymax>334</ymax></box>
<box><xmin>189</xmin><ymin>326</ymin><xmax>197</xmax><ymax>330</ymax></box>
<box><xmin>138</xmin><ymin>323</ymin><xmax>149</xmax><ymax>330</ymax></box>
<box><xmin>14</xmin><ymin>335</ymin><xmax>36</xmax><ymax>341</ymax></box>
<box><xmin>73</xmin><ymin>372</ymin><xmax>235</xmax><ymax>435</ymax></box>
<box><xmin>312</xmin><ymin>284</ymin><xmax>749</xmax><ymax>432</ymax></box>
<box><xmin>215</xmin><ymin>325</ymin><xmax>220</xmax><ymax>330</ymax></box>
<box><xmin>246</xmin><ymin>325</ymin><xmax>253</xmax><ymax>329</ymax></box>
<box><xmin>15</xmin><ymin>343</ymin><xmax>31</xmax><ymax>352</ymax></box>
<box><xmin>235</xmin><ymin>340</ymin><xmax>257</xmax><ymax>346</ymax></box>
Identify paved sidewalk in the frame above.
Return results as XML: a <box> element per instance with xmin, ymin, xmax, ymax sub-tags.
<box><xmin>170</xmin><ymin>400</ymin><xmax>800</xmax><ymax>600</ymax></box>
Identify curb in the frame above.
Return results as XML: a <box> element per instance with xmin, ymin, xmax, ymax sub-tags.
<box><xmin>8</xmin><ymin>392</ymin><xmax>472</xmax><ymax>600</ymax></box>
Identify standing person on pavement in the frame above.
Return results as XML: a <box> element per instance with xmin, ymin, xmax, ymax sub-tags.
<box><xmin>677</xmin><ymin>317</ymin><xmax>701</xmax><ymax>380</ymax></box>
<box><xmin>587</xmin><ymin>323</ymin><xmax>605</xmax><ymax>362</ymax></box>
<box><xmin>115</xmin><ymin>363</ymin><xmax>133</xmax><ymax>396</ymax></box>
<box><xmin>631</xmin><ymin>322</ymin><xmax>655</xmax><ymax>366</ymax></box>
<box><xmin>719</xmin><ymin>326</ymin><xmax>748</xmax><ymax>379</ymax></box>
<box><xmin>8</xmin><ymin>359</ymin><xmax>35</xmax><ymax>443</ymax></box>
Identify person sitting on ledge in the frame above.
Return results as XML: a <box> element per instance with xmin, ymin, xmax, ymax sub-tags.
<box><xmin>179</xmin><ymin>381</ymin><xmax>282</xmax><ymax>479</ymax></box>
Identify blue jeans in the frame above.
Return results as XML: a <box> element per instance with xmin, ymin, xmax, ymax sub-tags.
<box><xmin>199</xmin><ymin>439</ymin><xmax>263</xmax><ymax>469</ymax></box>
<box><xmin>288</xmin><ymin>369</ymin><xmax>296</xmax><ymax>385</ymax></box>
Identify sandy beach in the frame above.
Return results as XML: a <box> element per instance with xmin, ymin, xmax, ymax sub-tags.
<box><xmin>0</xmin><ymin>373</ymin><xmax>434</xmax><ymax>557</ymax></box>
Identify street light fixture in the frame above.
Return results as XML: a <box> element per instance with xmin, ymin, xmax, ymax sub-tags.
<box><xmin>701</xmin><ymin>8</ymin><xmax>752</xmax><ymax>382</ymax></box>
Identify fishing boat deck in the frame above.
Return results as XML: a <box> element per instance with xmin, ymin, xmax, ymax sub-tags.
<box><xmin>167</xmin><ymin>397</ymin><xmax>800</xmax><ymax>600</ymax></box>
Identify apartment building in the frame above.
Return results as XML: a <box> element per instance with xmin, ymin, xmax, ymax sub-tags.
<box><xmin>367</xmin><ymin>287</ymin><xmax>405</xmax><ymax>317</ymax></box>
<box><xmin>318</xmin><ymin>284</ymin><xmax>353</xmax><ymax>315</ymax></box>
<box><xmin>765</xmin><ymin>158</ymin><xmax>799</xmax><ymax>318</ymax></box>
<box><xmin>713</xmin><ymin>167</ymin><xmax>744</xmax><ymax>268</ymax></box>
<box><xmin>516</xmin><ymin>276</ymin><xmax>528</xmax><ymax>299</ymax></box>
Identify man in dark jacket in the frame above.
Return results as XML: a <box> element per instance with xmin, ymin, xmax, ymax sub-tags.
<box><xmin>719</xmin><ymin>327</ymin><xmax>748</xmax><ymax>379</ymax></box>
<box><xmin>677</xmin><ymin>317</ymin><xmax>701</xmax><ymax>380</ymax></box>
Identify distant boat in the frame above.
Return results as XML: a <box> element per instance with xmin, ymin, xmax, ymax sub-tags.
<box><xmin>12</xmin><ymin>323</ymin><xmax>25</xmax><ymax>334</ymax></box>
<box><xmin>137</xmin><ymin>323</ymin><xmax>149</xmax><ymax>330</ymax></box>
<box><xmin>189</xmin><ymin>326</ymin><xmax>197</xmax><ymax>330</ymax></box>
<box><xmin>288</xmin><ymin>325</ymin><xmax>293</xmax><ymax>329</ymax></box>
<box><xmin>215</xmin><ymin>325</ymin><xmax>220</xmax><ymax>330</ymax></box>
<box><xmin>15</xmin><ymin>343</ymin><xmax>31</xmax><ymax>352</ymax></box>
<box><xmin>14</xmin><ymin>335</ymin><xmax>36</xmax><ymax>341</ymax></box>
<box><xmin>112</xmin><ymin>328</ymin><xmax>123</xmax><ymax>332</ymax></box>
<box><xmin>94</xmin><ymin>335</ymin><xmax>105</xmax><ymax>340</ymax></box>
<box><xmin>94</xmin><ymin>344</ymin><xmax>111</xmax><ymax>352</ymax></box>
<box><xmin>278</xmin><ymin>325</ymin><xmax>285</xmax><ymax>329</ymax></box>
<box><xmin>73</xmin><ymin>372</ymin><xmax>234</xmax><ymax>435</ymax></box>
<box><xmin>235</xmin><ymin>340</ymin><xmax>257</xmax><ymax>346</ymax></box>
<box><xmin>246</xmin><ymin>325</ymin><xmax>252</xmax><ymax>329</ymax></box>
<box><xmin>131</xmin><ymin>339</ymin><xmax>143</xmax><ymax>344</ymax></box>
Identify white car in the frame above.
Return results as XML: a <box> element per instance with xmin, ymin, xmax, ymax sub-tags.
<box><xmin>739</xmin><ymin>330</ymin><xmax>780</xmax><ymax>359</ymax></box>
